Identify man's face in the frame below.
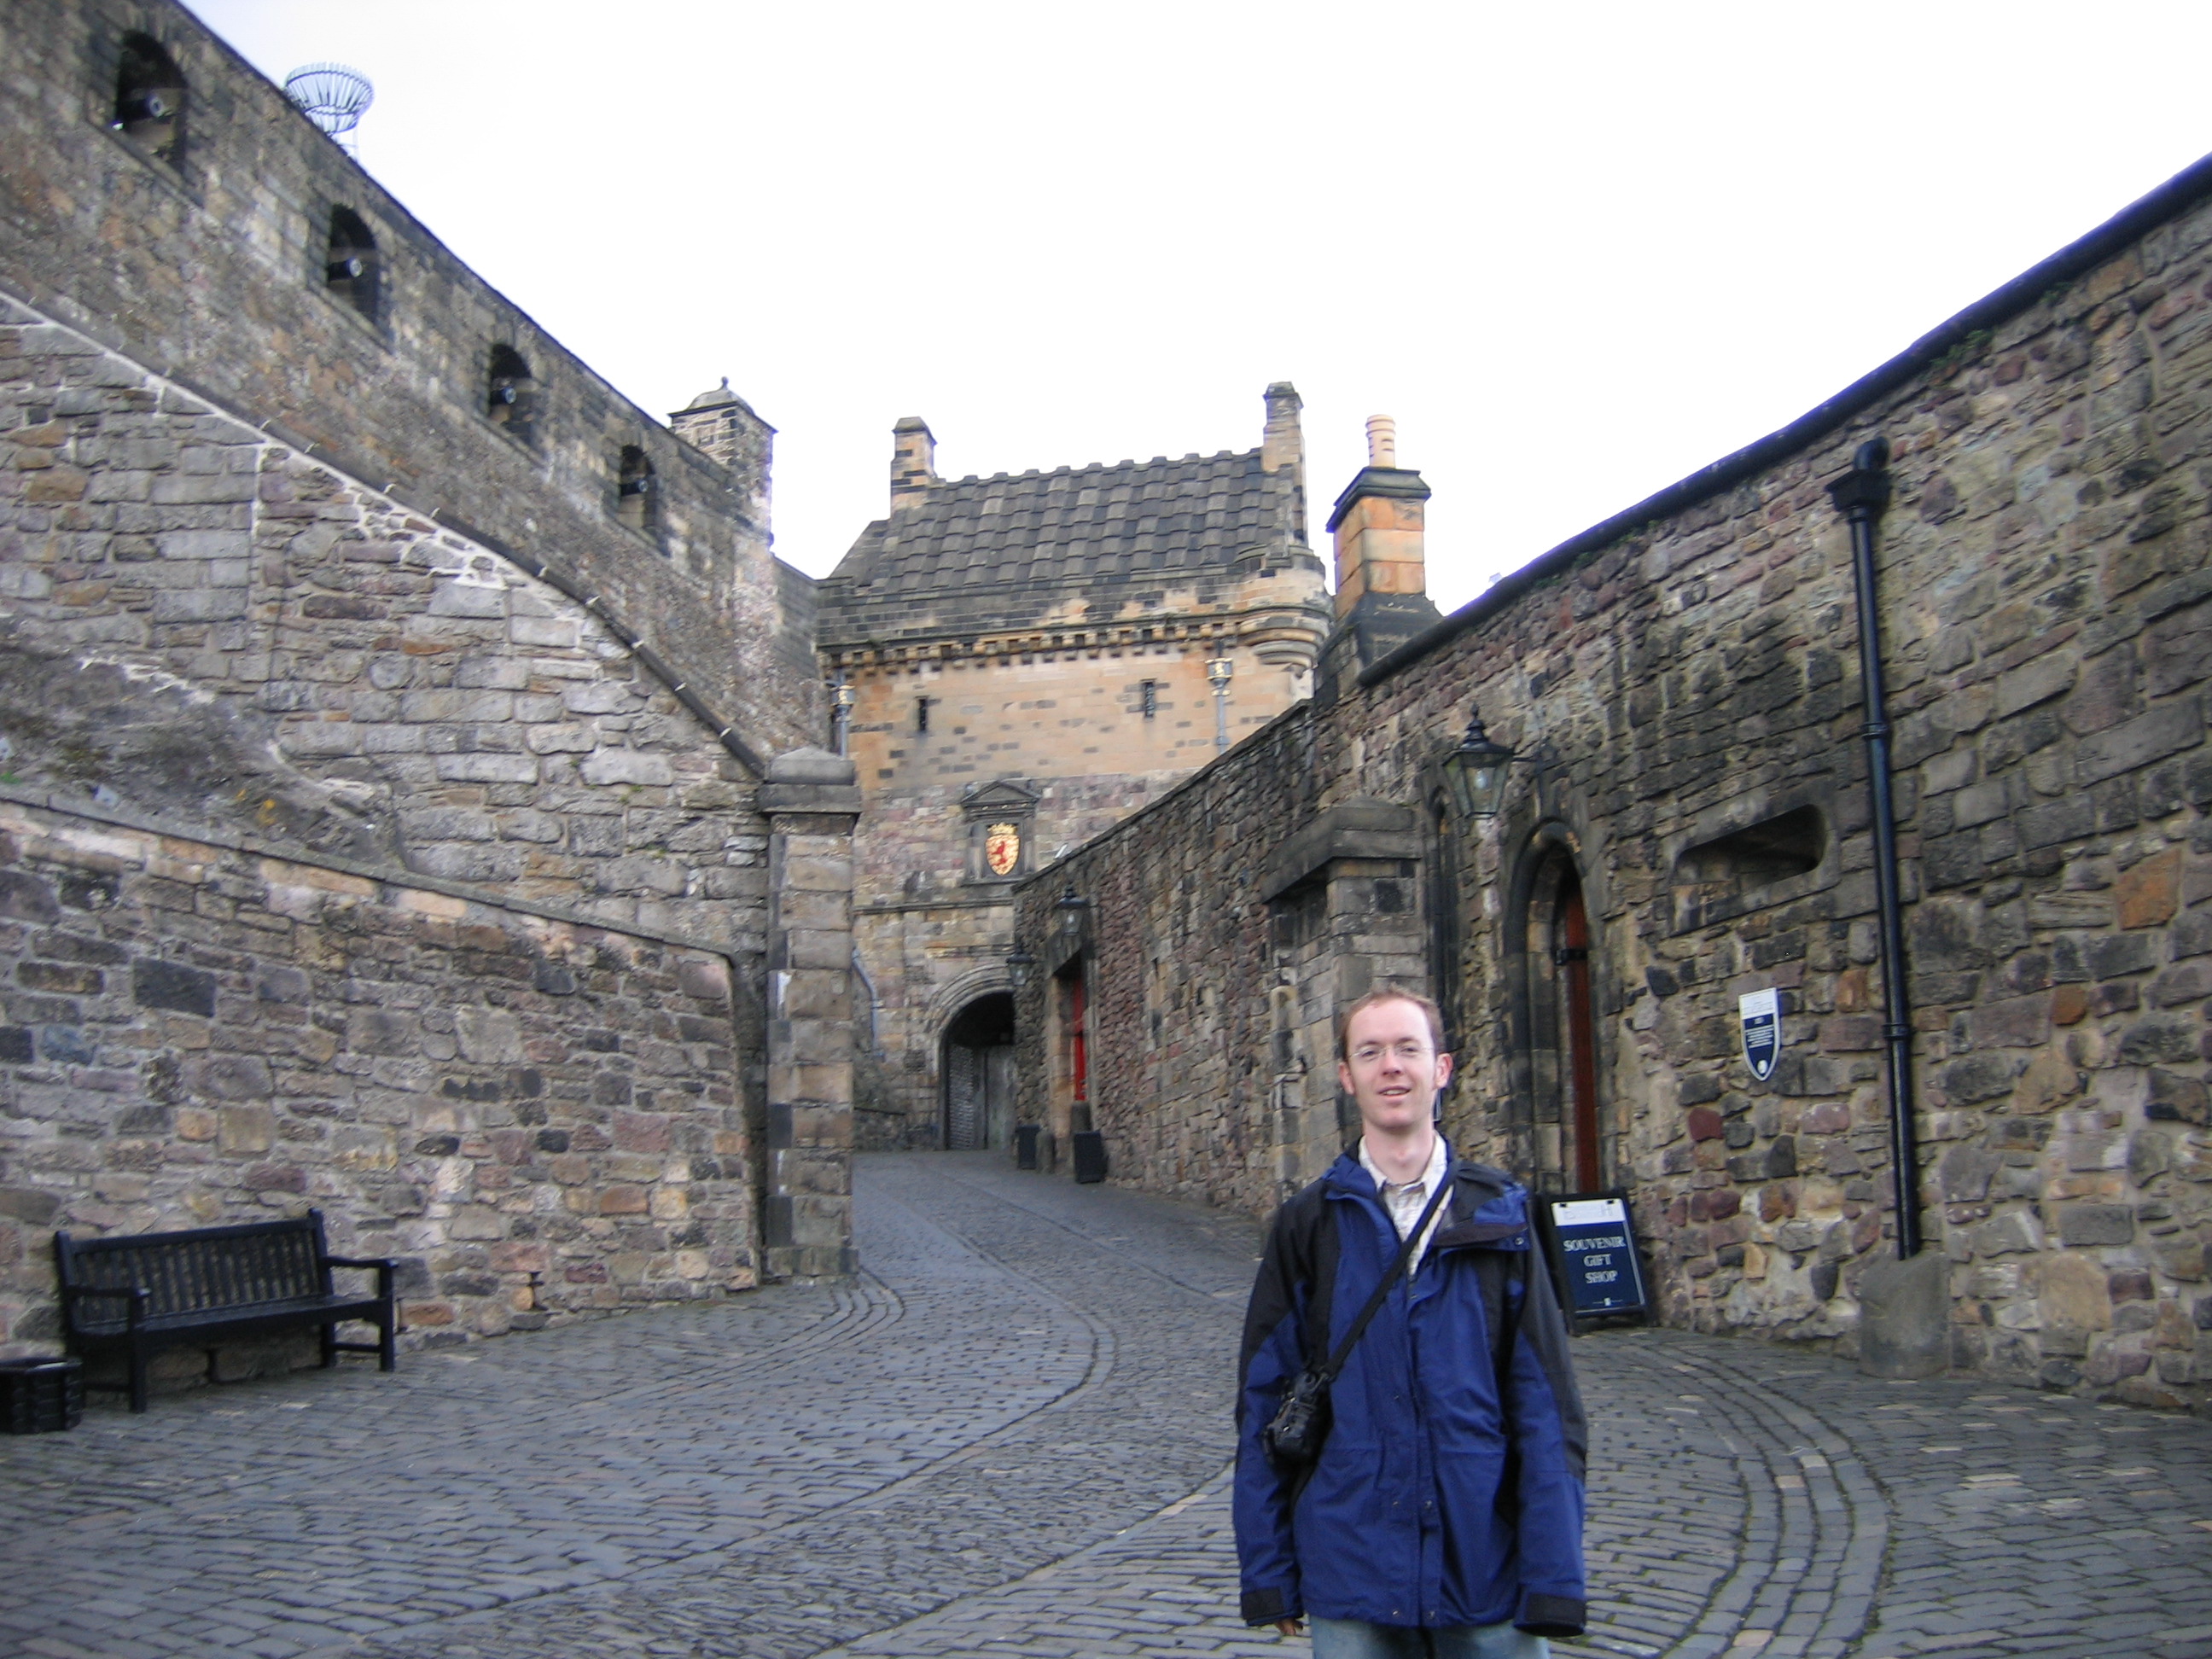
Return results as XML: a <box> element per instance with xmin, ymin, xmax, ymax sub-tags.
<box><xmin>1337</xmin><ymin>998</ymin><xmax>1453</xmax><ymax>1137</ymax></box>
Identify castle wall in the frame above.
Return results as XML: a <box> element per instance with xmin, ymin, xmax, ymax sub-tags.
<box><xmin>0</xmin><ymin>0</ymin><xmax>874</xmax><ymax>1362</ymax></box>
<box><xmin>1016</xmin><ymin>181</ymin><xmax>2212</xmax><ymax>1412</ymax></box>
<box><xmin>843</xmin><ymin>638</ymin><xmax>1318</xmax><ymax>1148</ymax></box>
<box><xmin>0</xmin><ymin>0</ymin><xmax>820</xmax><ymax>760</ymax></box>
<box><xmin>845</xmin><ymin>639</ymin><xmax>1300</xmax><ymax>824</ymax></box>
<box><xmin>0</xmin><ymin>793</ymin><xmax>755</xmax><ymax>1361</ymax></box>
<box><xmin>0</xmin><ymin>294</ymin><xmax>783</xmax><ymax>1366</ymax></box>
<box><xmin>0</xmin><ymin>297</ymin><xmax>770</xmax><ymax>952</ymax></box>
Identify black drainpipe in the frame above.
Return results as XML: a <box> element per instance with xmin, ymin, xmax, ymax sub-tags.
<box><xmin>1827</xmin><ymin>437</ymin><xmax>1921</xmax><ymax>1260</ymax></box>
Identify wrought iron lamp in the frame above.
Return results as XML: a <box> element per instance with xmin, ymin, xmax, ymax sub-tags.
<box><xmin>1004</xmin><ymin>946</ymin><xmax>1037</xmax><ymax>991</ymax></box>
<box><xmin>1056</xmin><ymin>884</ymin><xmax>1090</xmax><ymax>948</ymax></box>
<box><xmin>1440</xmin><ymin>704</ymin><xmax>1517</xmax><ymax>818</ymax></box>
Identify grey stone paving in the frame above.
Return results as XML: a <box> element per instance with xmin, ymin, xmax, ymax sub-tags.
<box><xmin>3</xmin><ymin>1153</ymin><xmax>2210</xmax><ymax>1658</ymax></box>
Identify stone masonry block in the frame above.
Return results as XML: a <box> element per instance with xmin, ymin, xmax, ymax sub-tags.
<box><xmin>773</xmin><ymin>1148</ymin><xmax>852</xmax><ymax>1196</ymax></box>
<box><xmin>781</xmin><ymin>1016</ymin><xmax>855</xmax><ymax>1065</ymax></box>
<box><xmin>779</xmin><ymin>854</ymin><xmax>855</xmax><ymax>893</ymax></box>
<box><xmin>2057</xmin><ymin>1203</ymin><xmax>2136</xmax><ymax>1247</ymax></box>
<box><xmin>435</xmin><ymin>754</ymin><xmax>540</xmax><ymax>784</ymax></box>
<box><xmin>2116</xmin><ymin>848</ymin><xmax>2183</xmax><ymax>928</ymax></box>
<box><xmin>783</xmin><ymin>1194</ymin><xmax>852</xmax><ymax>1247</ymax></box>
<box><xmin>580</xmin><ymin>750</ymin><xmax>675</xmax><ymax>787</ymax></box>
<box><xmin>152</xmin><ymin>586</ymin><xmax>247</xmax><ymax>622</ymax></box>
<box><xmin>2075</xmin><ymin>700</ymin><xmax>2203</xmax><ymax>784</ymax></box>
<box><xmin>768</xmin><ymin>1062</ymin><xmax>854</xmax><ymax>1109</ymax></box>
<box><xmin>774</xmin><ymin>890</ymin><xmax>851</xmax><ymax>931</ymax></box>
<box><xmin>778</xmin><ymin>930</ymin><xmax>854</xmax><ymax>971</ymax></box>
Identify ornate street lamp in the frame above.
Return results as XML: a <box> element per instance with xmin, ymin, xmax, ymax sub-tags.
<box><xmin>829</xmin><ymin>676</ymin><xmax>855</xmax><ymax>755</ymax></box>
<box><xmin>1440</xmin><ymin>704</ymin><xmax>1517</xmax><ymax>818</ymax></box>
<box><xmin>1004</xmin><ymin>945</ymin><xmax>1037</xmax><ymax>991</ymax></box>
<box><xmin>1207</xmin><ymin>655</ymin><xmax>1233</xmax><ymax>750</ymax></box>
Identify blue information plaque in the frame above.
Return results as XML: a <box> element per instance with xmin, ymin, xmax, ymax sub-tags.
<box><xmin>1541</xmin><ymin>1192</ymin><xmax>1649</xmax><ymax>1318</ymax></box>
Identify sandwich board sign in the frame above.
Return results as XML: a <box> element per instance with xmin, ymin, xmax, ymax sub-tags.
<box><xmin>1540</xmin><ymin>1192</ymin><xmax>1648</xmax><ymax>1319</ymax></box>
<box><xmin>1738</xmin><ymin>987</ymin><xmax>1781</xmax><ymax>1082</ymax></box>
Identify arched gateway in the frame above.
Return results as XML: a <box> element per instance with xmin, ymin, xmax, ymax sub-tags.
<box><xmin>941</xmin><ymin>992</ymin><xmax>1016</xmax><ymax>1150</ymax></box>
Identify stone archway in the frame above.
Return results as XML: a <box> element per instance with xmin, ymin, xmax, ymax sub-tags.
<box><xmin>941</xmin><ymin>992</ymin><xmax>1016</xmax><ymax>1150</ymax></box>
<box><xmin>1505</xmin><ymin>824</ymin><xmax>1611</xmax><ymax>1194</ymax></box>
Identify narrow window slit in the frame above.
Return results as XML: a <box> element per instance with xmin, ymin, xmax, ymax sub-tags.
<box><xmin>324</xmin><ymin>207</ymin><xmax>380</xmax><ymax>319</ymax></box>
<box><xmin>113</xmin><ymin>33</ymin><xmax>187</xmax><ymax>167</ymax></box>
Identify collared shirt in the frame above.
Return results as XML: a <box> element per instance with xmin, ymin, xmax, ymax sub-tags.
<box><xmin>1359</xmin><ymin>1132</ymin><xmax>1449</xmax><ymax>1274</ymax></box>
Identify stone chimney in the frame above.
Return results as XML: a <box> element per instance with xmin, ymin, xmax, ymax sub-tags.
<box><xmin>1327</xmin><ymin>414</ymin><xmax>1431</xmax><ymax>620</ymax></box>
<box><xmin>1313</xmin><ymin>415</ymin><xmax>1441</xmax><ymax>699</ymax></box>
<box><xmin>891</xmin><ymin>416</ymin><xmax>938</xmax><ymax>512</ymax></box>
<box><xmin>1260</xmin><ymin>381</ymin><xmax>1307</xmax><ymax>543</ymax></box>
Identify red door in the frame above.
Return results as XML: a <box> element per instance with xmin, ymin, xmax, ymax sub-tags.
<box><xmin>1560</xmin><ymin>876</ymin><xmax>1602</xmax><ymax>1192</ymax></box>
<box><xmin>1068</xmin><ymin>973</ymin><xmax>1087</xmax><ymax>1110</ymax></box>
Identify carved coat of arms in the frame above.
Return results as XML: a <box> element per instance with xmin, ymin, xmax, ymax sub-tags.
<box><xmin>985</xmin><ymin>822</ymin><xmax>1022</xmax><ymax>876</ymax></box>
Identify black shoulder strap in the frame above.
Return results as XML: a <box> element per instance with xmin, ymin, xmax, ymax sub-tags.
<box><xmin>1315</xmin><ymin>1173</ymin><xmax>1452</xmax><ymax>1382</ymax></box>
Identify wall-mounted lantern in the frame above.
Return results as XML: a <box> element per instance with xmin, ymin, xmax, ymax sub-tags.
<box><xmin>1005</xmin><ymin>946</ymin><xmax>1037</xmax><ymax>991</ymax></box>
<box><xmin>1440</xmin><ymin>704</ymin><xmax>1517</xmax><ymax>819</ymax></box>
<box><xmin>1056</xmin><ymin>884</ymin><xmax>1090</xmax><ymax>949</ymax></box>
<box><xmin>1207</xmin><ymin>655</ymin><xmax>1233</xmax><ymax>750</ymax></box>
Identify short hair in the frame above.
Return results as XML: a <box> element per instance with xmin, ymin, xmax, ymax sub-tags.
<box><xmin>1335</xmin><ymin>988</ymin><xmax>1447</xmax><ymax>1060</ymax></box>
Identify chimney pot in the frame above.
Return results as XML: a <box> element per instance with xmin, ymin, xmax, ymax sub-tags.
<box><xmin>1366</xmin><ymin>415</ymin><xmax>1397</xmax><ymax>469</ymax></box>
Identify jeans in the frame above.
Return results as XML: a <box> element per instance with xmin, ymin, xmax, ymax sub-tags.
<box><xmin>1307</xmin><ymin>1616</ymin><xmax>1550</xmax><ymax>1659</ymax></box>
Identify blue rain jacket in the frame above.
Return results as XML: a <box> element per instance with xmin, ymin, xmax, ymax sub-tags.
<box><xmin>1233</xmin><ymin>1148</ymin><xmax>1588</xmax><ymax>1634</ymax></box>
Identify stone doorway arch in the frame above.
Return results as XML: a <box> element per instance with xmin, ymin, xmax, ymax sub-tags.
<box><xmin>1509</xmin><ymin>829</ymin><xmax>1610</xmax><ymax>1193</ymax></box>
<box><xmin>941</xmin><ymin>992</ymin><xmax>1016</xmax><ymax>1150</ymax></box>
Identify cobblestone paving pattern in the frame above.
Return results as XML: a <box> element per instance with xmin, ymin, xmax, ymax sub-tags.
<box><xmin>3</xmin><ymin>1153</ymin><xmax>2210</xmax><ymax>1658</ymax></box>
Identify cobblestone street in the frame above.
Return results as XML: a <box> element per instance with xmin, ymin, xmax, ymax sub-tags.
<box><xmin>4</xmin><ymin>1153</ymin><xmax>2211</xmax><ymax>1659</ymax></box>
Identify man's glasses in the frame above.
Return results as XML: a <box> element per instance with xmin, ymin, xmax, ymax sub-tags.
<box><xmin>1348</xmin><ymin>1040</ymin><xmax>1434</xmax><ymax>1065</ymax></box>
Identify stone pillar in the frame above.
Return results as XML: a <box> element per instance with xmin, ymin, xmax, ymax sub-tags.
<box><xmin>760</xmin><ymin>746</ymin><xmax>863</xmax><ymax>1280</ymax></box>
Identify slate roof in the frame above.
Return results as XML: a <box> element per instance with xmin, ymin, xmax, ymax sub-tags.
<box><xmin>817</xmin><ymin>447</ymin><xmax>1309</xmax><ymax>648</ymax></box>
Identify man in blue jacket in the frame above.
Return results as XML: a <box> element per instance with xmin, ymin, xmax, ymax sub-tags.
<box><xmin>1235</xmin><ymin>988</ymin><xmax>1588</xmax><ymax>1657</ymax></box>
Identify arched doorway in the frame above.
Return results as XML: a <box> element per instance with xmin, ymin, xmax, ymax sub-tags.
<box><xmin>941</xmin><ymin>992</ymin><xmax>1016</xmax><ymax>1150</ymax></box>
<box><xmin>1522</xmin><ymin>848</ymin><xmax>1606</xmax><ymax>1192</ymax></box>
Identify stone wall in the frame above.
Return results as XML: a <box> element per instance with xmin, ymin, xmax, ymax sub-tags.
<box><xmin>0</xmin><ymin>792</ymin><xmax>756</xmax><ymax>1364</ymax></box>
<box><xmin>0</xmin><ymin>0</ymin><xmax>819</xmax><ymax>759</ymax></box>
<box><xmin>0</xmin><ymin>0</ymin><xmax>864</xmax><ymax>1352</ymax></box>
<box><xmin>851</xmin><ymin>768</ymin><xmax>1195</xmax><ymax>1151</ymax></box>
<box><xmin>1016</xmin><ymin>166</ymin><xmax>2212</xmax><ymax>1413</ymax></box>
<box><xmin>1</xmin><ymin>295</ymin><xmax>770</xmax><ymax>952</ymax></box>
<box><xmin>833</xmin><ymin>573</ymin><xmax>1328</xmax><ymax>1149</ymax></box>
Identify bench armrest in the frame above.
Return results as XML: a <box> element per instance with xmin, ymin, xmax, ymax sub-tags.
<box><xmin>61</xmin><ymin>1283</ymin><xmax>149</xmax><ymax>1330</ymax></box>
<box><xmin>326</xmin><ymin>1254</ymin><xmax>397</xmax><ymax>1300</ymax></box>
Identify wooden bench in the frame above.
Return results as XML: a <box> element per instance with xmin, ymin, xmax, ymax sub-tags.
<box><xmin>54</xmin><ymin>1210</ymin><xmax>397</xmax><ymax>1412</ymax></box>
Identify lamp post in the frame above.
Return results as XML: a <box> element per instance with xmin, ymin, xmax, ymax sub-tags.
<box><xmin>1207</xmin><ymin>655</ymin><xmax>1233</xmax><ymax>750</ymax></box>
<box><xmin>830</xmin><ymin>677</ymin><xmax>854</xmax><ymax>755</ymax></box>
<box><xmin>1439</xmin><ymin>705</ymin><xmax>1517</xmax><ymax>819</ymax></box>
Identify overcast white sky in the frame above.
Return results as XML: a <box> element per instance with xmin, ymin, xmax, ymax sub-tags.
<box><xmin>190</xmin><ymin>1</ymin><xmax>2212</xmax><ymax>612</ymax></box>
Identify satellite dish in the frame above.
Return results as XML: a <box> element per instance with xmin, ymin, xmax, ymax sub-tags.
<box><xmin>283</xmin><ymin>62</ymin><xmax>374</xmax><ymax>154</ymax></box>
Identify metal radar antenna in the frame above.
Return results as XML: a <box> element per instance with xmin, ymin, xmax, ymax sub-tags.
<box><xmin>282</xmin><ymin>62</ymin><xmax>374</xmax><ymax>156</ymax></box>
